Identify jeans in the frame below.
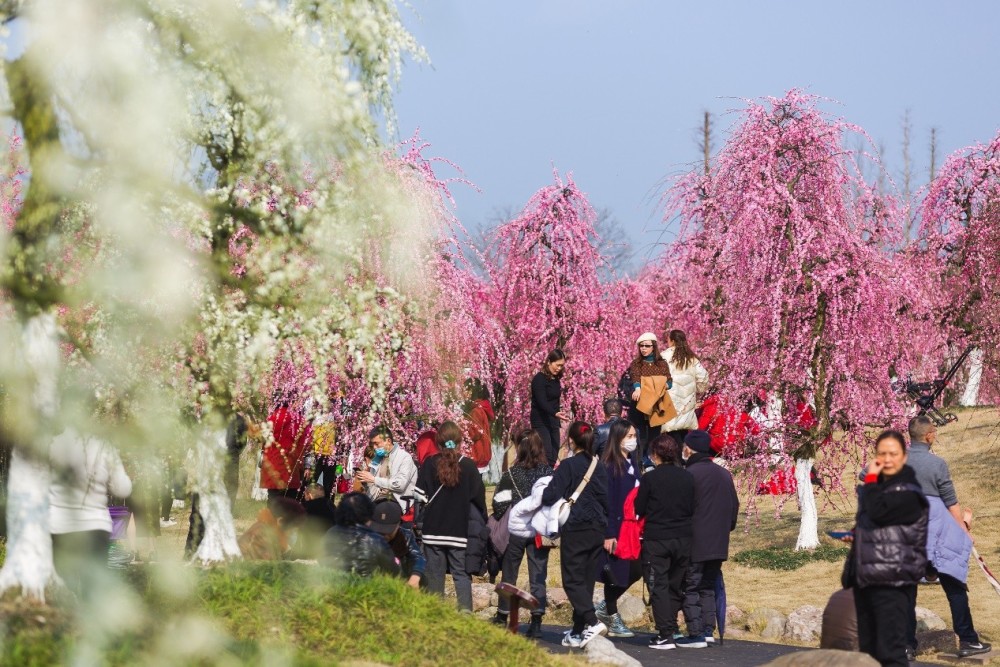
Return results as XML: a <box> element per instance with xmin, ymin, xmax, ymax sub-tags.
<box><xmin>642</xmin><ymin>536</ymin><xmax>691</xmax><ymax>637</ymax></box>
<box><xmin>683</xmin><ymin>559</ymin><xmax>723</xmax><ymax>637</ymax></box>
<box><xmin>560</xmin><ymin>527</ymin><xmax>604</xmax><ymax>633</ymax></box>
<box><xmin>908</xmin><ymin>572</ymin><xmax>980</xmax><ymax>647</ymax></box>
<box><xmin>424</xmin><ymin>544</ymin><xmax>473</xmax><ymax>611</ymax></box>
<box><xmin>856</xmin><ymin>585</ymin><xmax>914</xmax><ymax>667</ymax></box>
<box><xmin>499</xmin><ymin>534</ymin><xmax>549</xmax><ymax>615</ymax></box>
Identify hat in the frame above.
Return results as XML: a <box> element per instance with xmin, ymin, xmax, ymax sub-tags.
<box><xmin>684</xmin><ymin>430</ymin><xmax>713</xmax><ymax>454</ymax></box>
<box><xmin>636</xmin><ymin>332</ymin><xmax>658</xmax><ymax>345</ymax></box>
<box><xmin>370</xmin><ymin>500</ymin><xmax>402</xmax><ymax>535</ymax></box>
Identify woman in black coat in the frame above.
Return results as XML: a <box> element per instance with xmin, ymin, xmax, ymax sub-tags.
<box><xmin>595</xmin><ymin>419</ymin><xmax>643</xmax><ymax>638</ymax></box>
<box><xmin>530</xmin><ymin>348</ymin><xmax>568</xmax><ymax>465</ymax></box>
<box><xmin>541</xmin><ymin>421</ymin><xmax>609</xmax><ymax>648</ymax></box>
<box><xmin>847</xmin><ymin>430</ymin><xmax>928</xmax><ymax>667</ymax></box>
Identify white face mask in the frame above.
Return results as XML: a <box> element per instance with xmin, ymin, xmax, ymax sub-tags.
<box><xmin>622</xmin><ymin>437</ymin><xmax>638</xmax><ymax>453</ymax></box>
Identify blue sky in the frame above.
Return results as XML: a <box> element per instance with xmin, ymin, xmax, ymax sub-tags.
<box><xmin>392</xmin><ymin>1</ymin><xmax>1000</xmax><ymax>261</ymax></box>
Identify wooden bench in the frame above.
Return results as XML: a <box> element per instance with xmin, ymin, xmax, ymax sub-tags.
<box><xmin>494</xmin><ymin>582</ymin><xmax>539</xmax><ymax>634</ymax></box>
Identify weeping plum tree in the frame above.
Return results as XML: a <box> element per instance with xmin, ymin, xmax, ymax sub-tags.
<box><xmin>665</xmin><ymin>91</ymin><xmax>932</xmax><ymax>548</ymax></box>
<box><xmin>0</xmin><ymin>0</ymin><xmax>429</xmax><ymax>606</ymax></box>
<box><xmin>917</xmin><ymin>132</ymin><xmax>1000</xmax><ymax>406</ymax></box>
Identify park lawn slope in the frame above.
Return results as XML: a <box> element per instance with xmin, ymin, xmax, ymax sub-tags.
<box><xmin>0</xmin><ymin>562</ymin><xmax>575</xmax><ymax>667</ymax></box>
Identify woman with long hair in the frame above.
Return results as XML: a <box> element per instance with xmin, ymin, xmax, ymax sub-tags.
<box><xmin>660</xmin><ymin>329</ymin><xmax>709</xmax><ymax>444</ymax></box>
<box><xmin>491</xmin><ymin>428</ymin><xmax>554</xmax><ymax>637</ymax></box>
<box><xmin>619</xmin><ymin>332</ymin><xmax>672</xmax><ymax>457</ymax></box>
<box><xmin>530</xmin><ymin>348</ymin><xmax>569</xmax><ymax>465</ymax></box>
<box><xmin>414</xmin><ymin>420</ymin><xmax>487</xmax><ymax>611</ymax></box>
<box><xmin>541</xmin><ymin>421</ymin><xmax>609</xmax><ymax>648</ymax></box>
<box><xmin>595</xmin><ymin>419</ymin><xmax>644</xmax><ymax>638</ymax></box>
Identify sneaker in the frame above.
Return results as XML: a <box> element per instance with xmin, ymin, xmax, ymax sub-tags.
<box><xmin>491</xmin><ymin>612</ymin><xmax>508</xmax><ymax>626</ymax></box>
<box><xmin>676</xmin><ymin>635</ymin><xmax>708</xmax><ymax>649</ymax></box>
<box><xmin>905</xmin><ymin>646</ymin><xmax>917</xmax><ymax>662</ymax></box>
<box><xmin>958</xmin><ymin>641</ymin><xmax>991</xmax><ymax>658</ymax></box>
<box><xmin>579</xmin><ymin>622</ymin><xmax>607</xmax><ymax>648</ymax></box>
<box><xmin>595</xmin><ymin>600</ymin><xmax>611</xmax><ymax>625</ymax></box>
<box><xmin>649</xmin><ymin>634</ymin><xmax>676</xmax><ymax>650</ymax></box>
<box><xmin>705</xmin><ymin>635</ymin><xmax>716</xmax><ymax>645</ymax></box>
<box><xmin>561</xmin><ymin>631</ymin><xmax>582</xmax><ymax>648</ymax></box>
<box><xmin>607</xmin><ymin>613</ymin><xmax>635</xmax><ymax>638</ymax></box>
<box><xmin>159</xmin><ymin>519</ymin><xmax>176</xmax><ymax>528</ymax></box>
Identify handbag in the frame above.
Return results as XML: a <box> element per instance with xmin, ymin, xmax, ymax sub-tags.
<box><xmin>487</xmin><ymin>471</ymin><xmax>522</xmax><ymax>554</ymax></box>
<box><xmin>551</xmin><ymin>456</ymin><xmax>599</xmax><ymax>528</ymax></box>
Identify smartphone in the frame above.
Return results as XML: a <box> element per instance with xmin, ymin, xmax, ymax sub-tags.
<box><xmin>826</xmin><ymin>530</ymin><xmax>852</xmax><ymax>540</ymax></box>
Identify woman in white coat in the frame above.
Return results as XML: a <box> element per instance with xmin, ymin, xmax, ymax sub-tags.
<box><xmin>659</xmin><ymin>330</ymin><xmax>709</xmax><ymax>445</ymax></box>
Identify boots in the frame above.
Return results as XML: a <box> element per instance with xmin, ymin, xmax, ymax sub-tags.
<box><xmin>595</xmin><ymin>599</ymin><xmax>610</xmax><ymax>625</ymax></box>
<box><xmin>491</xmin><ymin>612</ymin><xmax>508</xmax><ymax>626</ymax></box>
<box><xmin>607</xmin><ymin>613</ymin><xmax>635</xmax><ymax>638</ymax></box>
<box><xmin>525</xmin><ymin>615</ymin><xmax>543</xmax><ymax>638</ymax></box>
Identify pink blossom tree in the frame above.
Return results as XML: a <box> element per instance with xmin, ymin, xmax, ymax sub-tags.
<box><xmin>663</xmin><ymin>91</ymin><xmax>935</xmax><ymax>548</ymax></box>
<box><xmin>916</xmin><ymin>133</ymin><xmax>1000</xmax><ymax>406</ymax></box>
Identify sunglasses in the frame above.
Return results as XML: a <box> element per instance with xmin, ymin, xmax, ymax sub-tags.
<box><xmin>638</xmin><ymin>343</ymin><xmax>654</xmax><ymax>348</ymax></box>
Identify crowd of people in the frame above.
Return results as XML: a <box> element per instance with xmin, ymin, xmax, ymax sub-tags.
<box><xmin>44</xmin><ymin>328</ymin><xmax>991</xmax><ymax>666</ymax></box>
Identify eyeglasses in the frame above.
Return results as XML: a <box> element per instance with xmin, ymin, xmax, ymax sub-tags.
<box><xmin>638</xmin><ymin>343</ymin><xmax>653</xmax><ymax>348</ymax></box>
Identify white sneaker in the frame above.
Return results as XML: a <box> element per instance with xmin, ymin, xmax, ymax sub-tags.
<box><xmin>579</xmin><ymin>622</ymin><xmax>607</xmax><ymax>648</ymax></box>
<box><xmin>160</xmin><ymin>519</ymin><xmax>177</xmax><ymax>528</ymax></box>
<box><xmin>172</xmin><ymin>499</ymin><xmax>185</xmax><ymax>509</ymax></box>
<box><xmin>561</xmin><ymin>631</ymin><xmax>582</xmax><ymax>648</ymax></box>
<box><xmin>705</xmin><ymin>636</ymin><xmax>716</xmax><ymax>644</ymax></box>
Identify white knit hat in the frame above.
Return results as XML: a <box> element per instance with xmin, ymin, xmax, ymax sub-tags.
<box><xmin>636</xmin><ymin>332</ymin><xmax>658</xmax><ymax>345</ymax></box>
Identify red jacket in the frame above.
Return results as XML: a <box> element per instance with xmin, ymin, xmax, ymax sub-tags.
<box><xmin>415</xmin><ymin>429</ymin><xmax>438</xmax><ymax>466</ymax></box>
<box><xmin>698</xmin><ymin>394</ymin><xmax>760</xmax><ymax>455</ymax></box>
<box><xmin>261</xmin><ymin>407</ymin><xmax>311</xmax><ymax>490</ymax></box>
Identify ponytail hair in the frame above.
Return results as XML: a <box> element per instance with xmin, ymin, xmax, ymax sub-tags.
<box><xmin>434</xmin><ymin>420</ymin><xmax>463</xmax><ymax>487</ymax></box>
<box><xmin>567</xmin><ymin>421</ymin><xmax>595</xmax><ymax>457</ymax></box>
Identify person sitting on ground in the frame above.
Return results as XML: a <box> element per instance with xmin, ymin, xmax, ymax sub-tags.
<box><xmin>678</xmin><ymin>430</ymin><xmax>740</xmax><ymax>648</ymax></box>
<box><xmin>370</xmin><ymin>498</ymin><xmax>425</xmax><ymax>589</ymax></box>
<box><xmin>322</xmin><ymin>491</ymin><xmax>400</xmax><ymax>577</ymax></box>
<box><xmin>291</xmin><ymin>483</ymin><xmax>336</xmax><ymax>559</ymax></box>
<box><xmin>594</xmin><ymin>398</ymin><xmax>623</xmax><ymax>458</ymax></box>
<box><xmin>238</xmin><ymin>496</ymin><xmax>307</xmax><ymax>561</ymax></box>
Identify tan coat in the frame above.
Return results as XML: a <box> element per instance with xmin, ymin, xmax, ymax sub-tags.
<box><xmin>637</xmin><ymin>376</ymin><xmax>678</xmax><ymax>428</ymax></box>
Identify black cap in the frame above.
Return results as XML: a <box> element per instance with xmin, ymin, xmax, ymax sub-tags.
<box><xmin>684</xmin><ymin>430</ymin><xmax>713</xmax><ymax>454</ymax></box>
<box><xmin>370</xmin><ymin>500</ymin><xmax>402</xmax><ymax>535</ymax></box>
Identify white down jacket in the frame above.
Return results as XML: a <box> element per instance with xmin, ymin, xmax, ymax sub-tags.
<box><xmin>660</xmin><ymin>346</ymin><xmax>709</xmax><ymax>432</ymax></box>
<box><xmin>508</xmin><ymin>476</ymin><xmax>557</xmax><ymax>538</ymax></box>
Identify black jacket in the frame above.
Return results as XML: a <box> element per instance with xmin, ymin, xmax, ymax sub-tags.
<box><xmin>387</xmin><ymin>525</ymin><xmax>426</xmax><ymax>577</ymax></box>
<box><xmin>635</xmin><ymin>463</ymin><xmax>695</xmax><ymax>540</ymax></box>
<box><xmin>492</xmin><ymin>463</ymin><xmax>553</xmax><ymax>518</ymax></box>
<box><xmin>541</xmin><ymin>452</ymin><xmax>608</xmax><ymax>532</ymax></box>
<box><xmin>415</xmin><ymin>455</ymin><xmax>487</xmax><ymax>549</ymax></box>
<box><xmin>594</xmin><ymin>419</ymin><xmax>615</xmax><ymax>458</ymax></box>
<box><xmin>850</xmin><ymin>465</ymin><xmax>928</xmax><ymax>589</ymax></box>
<box><xmin>321</xmin><ymin>524</ymin><xmax>400</xmax><ymax>577</ymax></box>
<box><xmin>686</xmin><ymin>454</ymin><xmax>740</xmax><ymax>562</ymax></box>
<box><xmin>530</xmin><ymin>372</ymin><xmax>561</xmax><ymax>428</ymax></box>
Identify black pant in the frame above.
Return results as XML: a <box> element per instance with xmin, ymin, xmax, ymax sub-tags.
<box><xmin>908</xmin><ymin>572</ymin><xmax>980</xmax><ymax>648</ymax></box>
<box><xmin>642</xmin><ymin>536</ymin><xmax>691</xmax><ymax>637</ymax></box>
<box><xmin>604</xmin><ymin>558</ymin><xmax>643</xmax><ymax>615</ymax></box>
<box><xmin>52</xmin><ymin>530</ymin><xmax>110</xmax><ymax>600</ymax></box>
<box><xmin>561</xmin><ymin>527</ymin><xmax>604</xmax><ymax>633</ymax></box>
<box><xmin>855</xmin><ymin>585</ymin><xmax>914</xmax><ymax>667</ymax></box>
<box><xmin>533</xmin><ymin>421</ymin><xmax>560</xmax><ymax>465</ymax></box>
<box><xmin>499</xmin><ymin>534</ymin><xmax>549</xmax><ymax>616</ymax></box>
<box><xmin>682</xmin><ymin>559</ymin><xmax>723</xmax><ymax>637</ymax></box>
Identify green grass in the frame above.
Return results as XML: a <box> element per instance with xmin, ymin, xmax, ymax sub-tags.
<box><xmin>0</xmin><ymin>562</ymin><xmax>569</xmax><ymax>667</ymax></box>
<box><xmin>731</xmin><ymin>544</ymin><xmax>850</xmax><ymax>571</ymax></box>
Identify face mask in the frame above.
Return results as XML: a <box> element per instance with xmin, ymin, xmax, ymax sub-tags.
<box><xmin>622</xmin><ymin>438</ymin><xmax>638</xmax><ymax>453</ymax></box>
<box><xmin>374</xmin><ymin>448</ymin><xmax>387</xmax><ymax>458</ymax></box>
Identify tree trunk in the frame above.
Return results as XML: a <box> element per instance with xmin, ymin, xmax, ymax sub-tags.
<box><xmin>0</xmin><ymin>450</ymin><xmax>60</xmax><ymax>600</ymax></box>
<box><xmin>794</xmin><ymin>457</ymin><xmax>819</xmax><ymax>550</ymax></box>
<box><xmin>0</xmin><ymin>313</ymin><xmax>61</xmax><ymax>600</ymax></box>
<box><xmin>960</xmin><ymin>347</ymin><xmax>983</xmax><ymax>407</ymax></box>
<box><xmin>190</xmin><ymin>428</ymin><xmax>241</xmax><ymax>564</ymax></box>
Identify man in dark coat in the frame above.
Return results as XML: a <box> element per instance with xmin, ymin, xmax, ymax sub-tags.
<box><xmin>679</xmin><ymin>430</ymin><xmax>740</xmax><ymax>647</ymax></box>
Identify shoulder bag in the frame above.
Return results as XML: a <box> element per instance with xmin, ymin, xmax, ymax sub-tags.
<box><xmin>552</xmin><ymin>456</ymin><xmax>599</xmax><ymax>528</ymax></box>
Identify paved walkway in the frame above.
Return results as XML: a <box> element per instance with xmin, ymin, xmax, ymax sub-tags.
<box><xmin>535</xmin><ymin>625</ymin><xmax>939</xmax><ymax>666</ymax></box>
